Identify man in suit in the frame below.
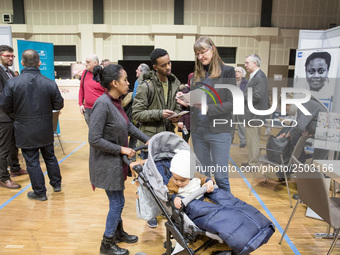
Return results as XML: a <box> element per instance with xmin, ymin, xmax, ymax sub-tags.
<box><xmin>0</xmin><ymin>45</ymin><xmax>27</xmax><ymax>189</ymax></box>
<box><xmin>242</xmin><ymin>54</ymin><xmax>269</xmax><ymax>167</ymax></box>
<box><xmin>2</xmin><ymin>49</ymin><xmax>64</xmax><ymax>201</ymax></box>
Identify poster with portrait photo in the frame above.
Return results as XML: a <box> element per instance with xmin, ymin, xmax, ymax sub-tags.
<box><xmin>294</xmin><ymin>48</ymin><xmax>340</xmax><ymax>112</ymax></box>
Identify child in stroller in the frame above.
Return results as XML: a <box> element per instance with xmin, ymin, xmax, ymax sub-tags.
<box><xmin>167</xmin><ymin>149</ymin><xmax>215</xmax><ymax>209</ymax></box>
<box><xmin>126</xmin><ymin>132</ymin><xmax>275</xmax><ymax>255</ymax></box>
<box><xmin>167</xmin><ymin>150</ymin><xmax>275</xmax><ymax>255</ymax></box>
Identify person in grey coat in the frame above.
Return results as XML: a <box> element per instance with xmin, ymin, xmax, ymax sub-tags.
<box><xmin>89</xmin><ymin>64</ymin><xmax>149</xmax><ymax>255</ymax></box>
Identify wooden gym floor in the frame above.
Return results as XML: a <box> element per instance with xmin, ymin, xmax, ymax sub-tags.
<box><xmin>0</xmin><ymin>99</ymin><xmax>339</xmax><ymax>255</ymax></box>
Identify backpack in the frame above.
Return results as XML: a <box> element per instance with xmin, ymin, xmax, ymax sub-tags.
<box><xmin>141</xmin><ymin>79</ymin><xmax>154</xmax><ymax>108</ymax></box>
<box><xmin>122</xmin><ymin>92</ymin><xmax>133</xmax><ymax>122</ymax></box>
<box><xmin>81</xmin><ymin>70</ymin><xmax>88</xmax><ymax>87</ymax></box>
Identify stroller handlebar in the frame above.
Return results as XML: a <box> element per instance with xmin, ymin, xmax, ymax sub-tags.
<box><xmin>122</xmin><ymin>155</ymin><xmax>131</xmax><ymax>166</ymax></box>
<box><xmin>132</xmin><ymin>145</ymin><xmax>148</xmax><ymax>152</ymax></box>
<box><xmin>122</xmin><ymin>145</ymin><xmax>148</xmax><ymax>173</ymax></box>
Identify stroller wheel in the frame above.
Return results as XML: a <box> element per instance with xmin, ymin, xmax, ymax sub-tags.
<box><xmin>162</xmin><ymin>240</ymin><xmax>174</xmax><ymax>255</ymax></box>
<box><xmin>213</xmin><ymin>251</ymin><xmax>233</xmax><ymax>255</ymax></box>
<box><xmin>163</xmin><ymin>240</ymin><xmax>172</xmax><ymax>249</ymax></box>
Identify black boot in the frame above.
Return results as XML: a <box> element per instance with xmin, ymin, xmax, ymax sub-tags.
<box><xmin>100</xmin><ymin>234</ymin><xmax>129</xmax><ymax>255</ymax></box>
<box><xmin>113</xmin><ymin>220</ymin><xmax>138</xmax><ymax>244</ymax></box>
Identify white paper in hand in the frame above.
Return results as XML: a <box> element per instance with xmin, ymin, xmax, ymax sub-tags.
<box><xmin>177</xmin><ymin>89</ymin><xmax>205</xmax><ymax>106</ymax></box>
<box><xmin>166</xmin><ymin>111</ymin><xmax>189</xmax><ymax>119</ymax></box>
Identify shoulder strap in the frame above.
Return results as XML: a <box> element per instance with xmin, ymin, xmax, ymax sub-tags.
<box><xmin>81</xmin><ymin>70</ymin><xmax>88</xmax><ymax>87</ymax></box>
<box><xmin>141</xmin><ymin>79</ymin><xmax>154</xmax><ymax>108</ymax></box>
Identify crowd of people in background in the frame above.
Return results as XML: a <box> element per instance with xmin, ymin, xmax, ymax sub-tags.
<box><xmin>0</xmin><ymin>34</ymin><xmax>331</xmax><ymax>255</ymax></box>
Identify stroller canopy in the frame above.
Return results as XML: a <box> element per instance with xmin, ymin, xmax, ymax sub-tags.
<box><xmin>141</xmin><ymin>132</ymin><xmax>200</xmax><ymax>202</ymax></box>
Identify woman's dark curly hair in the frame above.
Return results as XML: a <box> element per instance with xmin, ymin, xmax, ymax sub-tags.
<box><xmin>92</xmin><ymin>64</ymin><xmax>124</xmax><ymax>90</ymax></box>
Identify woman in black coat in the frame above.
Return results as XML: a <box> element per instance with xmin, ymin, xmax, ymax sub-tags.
<box><xmin>89</xmin><ymin>64</ymin><xmax>149</xmax><ymax>255</ymax></box>
<box><xmin>177</xmin><ymin>36</ymin><xmax>235</xmax><ymax>193</ymax></box>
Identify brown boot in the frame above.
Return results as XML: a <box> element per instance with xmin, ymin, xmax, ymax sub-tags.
<box><xmin>0</xmin><ymin>179</ymin><xmax>21</xmax><ymax>189</ymax></box>
<box><xmin>11</xmin><ymin>168</ymin><xmax>28</xmax><ymax>177</ymax></box>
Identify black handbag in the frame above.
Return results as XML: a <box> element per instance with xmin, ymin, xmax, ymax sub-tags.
<box><xmin>266</xmin><ymin>135</ymin><xmax>292</xmax><ymax>165</ymax></box>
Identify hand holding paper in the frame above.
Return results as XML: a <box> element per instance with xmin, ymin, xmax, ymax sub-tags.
<box><xmin>176</xmin><ymin>89</ymin><xmax>205</xmax><ymax>106</ymax></box>
<box><xmin>176</xmin><ymin>92</ymin><xmax>189</xmax><ymax>107</ymax></box>
<box><xmin>166</xmin><ymin>111</ymin><xmax>189</xmax><ymax>119</ymax></box>
<box><xmin>162</xmin><ymin>110</ymin><xmax>176</xmax><ymax>118</ymax></box>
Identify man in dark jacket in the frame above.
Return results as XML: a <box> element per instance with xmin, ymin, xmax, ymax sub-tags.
<box><xmin>1</xmin><ymin>49</ymin><xmax>64</xmax><ymax>201</ymax></box>
<box><xmin>132</xmin><ymin>48</ymin><xmax>181</xmax><ymax>141</ymax></box>
<box><xmin>242</xmin><ymin>54</ymin><xmax>269</xmax><ymax>168</ymax></box>
<box><xmin>0</xmin><ymin>45</ymin><xmax>27</xmax><ymax>189</ymax></box>
<box><xmin>132</xmin><ymin>48</ymin><xmax>181</xmax><ymax>228</ymax></box>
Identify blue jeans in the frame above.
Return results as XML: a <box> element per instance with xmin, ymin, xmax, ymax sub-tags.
<box><xmin>21</xmin><ymin>144</ymin><xmax>61</xmax><ymax>196</ymax></box>
<box><xmin>140</xmin><ymin>150</ymin><xmax>148</xmax><ymax>160</ymax></box>
<box><xmin>104</xmin><ymin>190</ymin><xmax>125</xmax><ymax>237</ymax></box>
<box><xmin>192</xmin><ymin>127</ymin><xmax>231</xmax><ymax>192</ymax></box>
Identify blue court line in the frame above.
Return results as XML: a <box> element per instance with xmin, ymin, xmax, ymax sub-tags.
<box><xmin>0</xmin><ymin>142</ymin><xmax>86</xmax><ymax>210</ymax></box>
<box><xmin>229</xmin><ymin>157</ymin><xmax>301</xmax><ymax>255</ymax></box>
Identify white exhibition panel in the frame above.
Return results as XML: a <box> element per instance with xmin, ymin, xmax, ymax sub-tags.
<box><xmin>298</xmin><ymin>27</ymin><xmax>340</xmax><ymax>50</ymax></box>
<box><xmin>297</xmin><ymin>26</ymin><xmax>340</xmax><ymax>114</ymax></box>
<box><xmin>0</xmin><ymin>26</ymin><xmax>12</xmax><ymax>46</ymax></box>
<box><xmin>55</xmin><ymin>79</ymin><xmax>80</xmax><ymax>100</ymax></box>
<box><xmin>294</xmin><ymin>47</ymin><xmax>340</xmax><ymax>112</ymax></box>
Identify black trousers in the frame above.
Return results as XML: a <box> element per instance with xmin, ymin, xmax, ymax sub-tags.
<box><xmin>21</xmin><ymin>144</ymin><xmax>62</xmax><ymax>196</ymax></box>
<box><xmin>0</xmin><ymin>122</ymin><xmax>20</xmax><ymax>182</ymax></box>
<box><xmin>181</xmin><ymin>131</ymin><xmax>191</xmax><ymax>143</ymax></box>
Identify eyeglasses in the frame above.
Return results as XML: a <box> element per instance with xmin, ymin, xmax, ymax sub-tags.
<box><xmin>0</xmin><ymin>54</ymin><xmax>15</xmax><ymax>59</ymax></box>
<box><xmin>195</xmin><ymin>48</ymin><xmax>211</xmax><ymax>58</ymax></box>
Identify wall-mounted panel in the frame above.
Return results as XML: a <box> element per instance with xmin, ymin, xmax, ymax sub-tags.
<box><xmin>270</xmin><ymin>36</ymin><xmax>299</xmax><ymax>66</ymax></box>
<box><xmin>272</xmin><ymin>0</ymin><xmax>340</xmax><ymax>29</ymax></box>
<box><xmin>184</xmin><ymin>0</ymin><xmax>261</xmax><ymax>27</ymax></box>
<box><xmin>104</xmin><ymin>0</ymin><xmax>172</xmax><ymax>25</ymax></box>
<box><xmin>103</xmin><ymin>34</ymin><xmax>154</xmax><ymax>63</ymax></box>
<box><xmin>25</xmin><ymin>0</ymin><xmax>92</xmax><ymax>25</ymax></box>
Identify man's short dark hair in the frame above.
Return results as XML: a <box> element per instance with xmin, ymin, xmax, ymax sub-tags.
<box><xmin>0</xmin><ymin>45</ymin><xmax>14</xmax><ymax>54</ymax></box>
<box><xmin>150</xmin><ymin>48</ymin><xmax>168</xmax><ymax>65</ymax></box>
<box><xmin>22</xmin><ymin>49</ymin><xmax>40</xmax><ymax>67</ymax></box>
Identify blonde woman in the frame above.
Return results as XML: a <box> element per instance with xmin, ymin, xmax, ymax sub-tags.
<box><xmin>189</xmin><ymin>36</ymin><xmax>235</xmax><ymax>192</ymax></box>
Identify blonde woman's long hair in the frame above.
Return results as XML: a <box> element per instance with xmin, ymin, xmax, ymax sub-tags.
<box><xmin>193</xmin><ymin>36</ymin><xmax>224</xmax><ymax>82</ymax></box>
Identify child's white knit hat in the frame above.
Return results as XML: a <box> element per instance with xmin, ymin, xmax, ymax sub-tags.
<box><xmin>170</xmin><ymin>149</ymin><xmax>191</xmax><ymax>178</ymax></box>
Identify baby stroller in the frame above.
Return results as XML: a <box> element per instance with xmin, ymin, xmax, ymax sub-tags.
<box><xmin>124</xmin><ymin>132</ymin><xmax>275</xmax><ymax>255</ymax></box>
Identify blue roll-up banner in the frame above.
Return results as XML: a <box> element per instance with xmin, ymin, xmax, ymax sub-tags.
<box><xmin>17</xmin><ymin>40</ymin><xmax>61</xmax><ymax>134</ymax></box>
<box><xmin>17</xmin><ymin>40</ymin><xmax>55</xmax><ymax>80</ymax></box>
